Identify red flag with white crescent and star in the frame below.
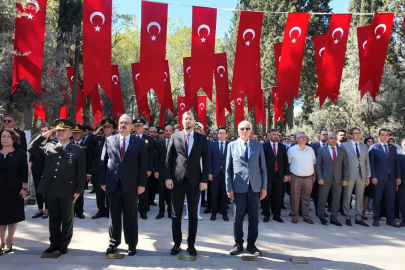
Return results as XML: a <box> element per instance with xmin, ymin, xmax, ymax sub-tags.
<box><xmin>131</xmin><ymin>63</ymin><xmax>151</xmax><ymax>121</ymax></box>
<box><xmin>33</xmin><ymin>101</ymin><xmax>46</xmax><ymax>121</ymax></box>
<box><xmin>359</xmin><ymin>13</ymin><xmax>394</xmax><ymax>99</ymax></box>
<box><xmin>234</xmin><ymin>93</ymin><xmax>245</xmax><ymax>128</ymax></box>
<box><xmin>183</xmin><ymin>57</ymin><xmax>198</xmax><ymax>110</ymax></box>
<box><xmin>272</xmin><ymin>87</ymin><xmax>284</xmax><ymax>123</ymax></box>
<box><xmin>197</xmin><ymin>96</ymin><xmax>207</xmax><ymax>130</ymax></box>
<box><xmin>214</xmin><ymin>53</ymin><xmax>231</xmax><ymax>114</ymax></box>
<box><xmin>83</xmin><ymin>0</ymin><xmax>112</xmax><ymax>99</ymax></box>
<box><xmin>65</xmin><ymin>67</ymin><xmax>84</xmax><ymax>123</ymax></box>
<box><xmin>215</xmin><ymin>95</ymin><xmax>226</xmax><ymax>128</ymax></box>
<box><xmin>12</xmin><ymin>0</ymin><xmax>47</xmax><ymax>95</ymax></box>
<box><xmin>357</xmin><ymin>24</ymin><xmax>371</xmax><ymax>92</ymax></box>
<box><xmin>190</xmin><ymin>6</ymin><xmax>217</xmax><ymax>101</ymax></box>
<box><xmin>111</xmin><ymin>65</ymin><xmax>125</xmax><ymax>117</ymax></box>
<box><xmin>139</xmin><ymin>1</ymin><xmax>168</xmax><ymax>103</ymax></box>
<box><xmin>60</xmin><ymin>85</ymin><xmax>69</xmax><ymax>118</ymax></box>
<box><xmin>89</xmin><ymin>85</ymin><xmax>103</xmax><ymax>128</ymax></box>
<box><xmin>313</xmin><ymin>34</ymin><xmax>327</xmax><ymax>103</ymax></box>
<box><xmin>177</xmin><ymin>96</ymin><xmax>187</xmax><ymax>130</ymax></box>
<box><xmin>319</xmin><ymin>14</ymin><xmax>352</xmax><ymax>104</ymax></box>
<box><xmin>159</xmin><ymin>60</ymin><xmax>174</xmax><ymax>127</ymax></box>
<box><xmin>254</xmin><ymin>89</ymin><xmax>266</xmax><ymax>125</ymax></box>
<box><xmin>274</xmin><ymin>42</ymin><xmax>282</xmax><ymax>77</ymax></box>
<box><xmin>276</xmin><ymin>13</ymin><xmax>310</xmax><ymax>107</ymax></box>
<box><xmin>231</xmin><ymin>11</ymin><xmax>264</xmax><ymax>107</ymax></box>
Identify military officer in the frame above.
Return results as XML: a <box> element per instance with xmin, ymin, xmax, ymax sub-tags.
<box><xmin>157</xmin><ymin>126</ymin><xmax>165</xmax><ymax>141</ymax></box>
<box><xmin>28</xmin><ymin>119</ymin><xmax>86</xmax><ymax>255</ymax></box>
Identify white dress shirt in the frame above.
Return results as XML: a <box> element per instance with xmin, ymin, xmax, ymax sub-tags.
<box><xmin>287</xmin><ymin>145</ymin><xmax>316</xmax><ymax>177</ymax></box>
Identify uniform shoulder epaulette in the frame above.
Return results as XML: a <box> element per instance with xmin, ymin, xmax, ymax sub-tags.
<box><xmin>72</xmin><ymin>144</ymin><xmax>82</xmax><ymax>149</ymax></box>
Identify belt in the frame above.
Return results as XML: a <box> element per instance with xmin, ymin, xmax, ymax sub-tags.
<box><xmin>291</xmin><ymin>172</ymin><xmax>313</xmax><ymax>178</ymax></box>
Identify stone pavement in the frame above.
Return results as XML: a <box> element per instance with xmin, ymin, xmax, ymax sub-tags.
<box><xmin>1</xmin><ymin>190</ymin><xmax>404</xmax><ymax>270</ymax></box>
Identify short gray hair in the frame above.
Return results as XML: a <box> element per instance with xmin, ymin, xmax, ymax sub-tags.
<box><xmin>328</xmin><ymin>132</ymin><xmax>337</xmax><ymax>139</ymax></box>
<box><xmin>237</xmin><ymin>120</ymin><xmax>252</xmax><ymax>129</ymax></box>
<box><xmin>295</xmin><ymin>131</ymin><xmax>307</xmax><ymax>138</ymax></box>
<box><xmin>149</xmin><ymin>127</ymin><xmax>157</xmax><ymax>132</ymax></box>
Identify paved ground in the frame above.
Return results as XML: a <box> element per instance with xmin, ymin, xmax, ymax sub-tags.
<box><xmin>1</xmin><ymin>190</ymin><xmax>404</xmax><ymax>270</ymax></box>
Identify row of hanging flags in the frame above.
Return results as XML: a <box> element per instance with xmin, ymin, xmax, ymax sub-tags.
<box><xmin>11</xmin><ymin>0</ymin><xmax>397</xmax><ymax>127</ymax></box>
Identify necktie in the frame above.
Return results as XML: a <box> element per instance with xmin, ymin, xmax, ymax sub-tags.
<box><xmin>185</xmin><ymin>134</ymin><xmax>190</xmax><ymax>156</ymax></box>
<box><xmin>355</xmin><ymin>143</ymin><xmax>360</xmax><ymax>158</ymax></box>
<box><xmin>273</xmin><ymin>143</ymin><xmax>278</xmax><ymax>172</ymax></box>
<box><xmin>244</xmin><ymin>142</ymin><xmax>249</xmax><ymax>161</ymax></box>
<box><xmin>120</xmin><ymin>137</ymin><xmax>125</xmax><ymax>159</ymax></box>
<box><xmin>332</xmin><ymin>147</ymin><xmax>336</xmax><ymax>163</ymax></box>
<box><xmin>383</xmin><ymin>144</ymin><xmax>389</xmax><ymax>157</ymax></box>
<box><xmin>323</xmin><ymin>143</ymin><xmax>326</xmax><ymax>147</ymax></box>
<box><xmin>220</xmin><ymin>142</ymin><xmax>224</xmax><ymax>157</ymax></box>
<box><xmin>137</xmin><ymin>135</ymin><xmax>140</xmax><ymax>138</ymax></box>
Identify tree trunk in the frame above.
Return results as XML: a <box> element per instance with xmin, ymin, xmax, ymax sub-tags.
<box><xmin>70</xmin><ymin>34</ymin><xmax>81</xmax><ymax>123</ymax></box>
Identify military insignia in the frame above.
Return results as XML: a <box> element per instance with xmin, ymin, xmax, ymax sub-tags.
<box><xmin>58</xmin><ymin>122</ymin><xmax>64</xmax><ymax>127</ymax></box>
<box><xmin>105</xmin><ymin>120</ymin><xmax>110</xmax><ymax>125</ymax></box>
<box><xmin>145</xmin><ymin>139</ymin><xmax>148</xmax><ymax>144</ymax></box>
<box><xmin>68</xmin><ymin>155</ymin><xmax>73</xmax><ymax>164</ymax></box>
<box><xmin>75</xmin><ymin>126</ymin><xmax>79</xmax><ymax>129</ymax></box>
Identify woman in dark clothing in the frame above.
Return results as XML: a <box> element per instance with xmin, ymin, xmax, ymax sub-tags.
<box><xmin>0</xmin><ymin>129</ymin><xmax>28</xmax><ymax>255</ymax></box>
<box><xmin>362</xmin><ymin>136</ymin><xmax>375</xmax><ymax>220</ymax></box>
<box><xmin>397</xmin><ymin>139</ymin><xmax>405</xmax><ymax>227</ymax></box>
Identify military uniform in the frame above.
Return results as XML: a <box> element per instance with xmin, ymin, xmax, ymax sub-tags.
<box><xmin>28</xmin><ymin>119</ymin><xmax>85</xmax><ymax>252</ymax></box>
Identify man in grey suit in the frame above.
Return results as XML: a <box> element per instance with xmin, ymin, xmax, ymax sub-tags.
<box><xmin>316</xmin><ymin>133</ymin><xmax>348</xmax><ymax>226</ymax></box>
<box><xmin>341</xmin><ymin>127</ymin><xmax>370</xmax><ymax>227</ymax></box>
<box><xmin>226</xmin><ymin>120</ymin><xmax>267</xmax><ymax>257</ymax></box>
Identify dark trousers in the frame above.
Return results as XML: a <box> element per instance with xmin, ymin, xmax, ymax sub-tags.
<box><xmin>317</xmin><ymin>181</ymin><xmax>342</xmax><ymax>221</ymax></box>
<box><xmin>148</xmin><ymin>174</ymin><xmax>157</xmax><ymax>205</ymax></box>
<box><xmin>373</xmin><ymin>180</ymin><xmax>396</xmax><ymax>222</ymax></box>
<box><xmin>74</xmin><ymin>188</ymin><xmax>84</xmax><ymax>215</ymax></box>
<box><xmin>108</xmin><ymin>182</ymin><xmax>139</xmax><ymax>247</ymax></box>
<box><xmin>234</xmin><ymin>186</ymin><xmax>259</xmax><ymax>246</ymax></box>
<box><xmin>139</xmin><ymin>175</ymin><xmax>150</xmax><ymax>214</ymax></box>
<box><xmin>158</xmin><ymin>173</ymin><xmax>171</xmax><ymax>214</ymax></box>
<box><xmin>47</xmin><ymin>196</ymin><xmax>74</xmax><ymax>248</ymax></box>
<box><xmin>33</xmin><ymin>173</ymin><xmax>47</xmax><ymax>210</ymax></box>
<box><xmin>262</xmin><ymin>172</ymin><xmax>283</xmax><ymax>217</ymax></box>
<box><xmin>171</xmin><ymin>177</ymin><xmax>200</xmax><ymax>246</ymax></box>
<box><xmin>311</xmin><ymin>180</ymin><xmax>319</xmax><ymax>212</ymax></box>
<box><xmin>398</xmin><ymin>183</ymin><xmax>405</xmax><ymax>221</ymax></box>
<box><xmin>211</xmin><ymin>171</ymin><xmax>228</xmax><ymax>215</ymax></box>
<box><xmin>93</xmin><ymin>175</ymin><xmax>108</xmax><ymax>214</ymax></box>
<box><xmin>206</xmin><ymin>182</ymin><xmax>211</xmax><ymax>209</ymax></box>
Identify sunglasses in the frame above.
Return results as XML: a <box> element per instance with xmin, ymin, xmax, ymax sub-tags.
<box><xmin>239</xmin><ymin>128</ymin><xmax>251</xmax><ymax>131</ymax></box>
<box><xmin>3</xmin><ymin>120</ymin><xmax>13</xmax><ymax>123</ymax></box>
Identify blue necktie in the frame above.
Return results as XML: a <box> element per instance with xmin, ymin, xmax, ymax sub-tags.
<box><xmin>244</xmin><ymin>142</ymin><xmax>249</xmax><ymax>161</ymax></box>
<box><xmin>220</xmin><ymin>142</ymin><xmax>224</xmax><ymax>157</ymax></box>
<box><xmin>383</xmin><ymin>144</ymin><xmax>389</xmax><ymax>157</ymax></box>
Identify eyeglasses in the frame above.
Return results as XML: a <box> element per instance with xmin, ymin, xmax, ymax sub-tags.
<box><xmin>3</xmin><ymin>120</ymin><xmax>13</xmax><ymax>123</ymax></box>
<box><xmin>239</xmin><ymin>127</ymin><xmax>251</xmax><ymax>131</ymax></box>
<box><xmin>321</xmin><ymin>134</ymin><xmax>328</xmax><ymax>136</ymax></box>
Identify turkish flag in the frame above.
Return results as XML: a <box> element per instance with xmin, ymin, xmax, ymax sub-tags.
<box><xmin>197</xmin><ymin>96</ymin><xmax>207</xmax><ymax>130</ymax></box>
<box><xmin>250</xmin><ymin>63</ymin><xmax>262</xmax><ymax>112</ymax></box>
<box><xmin>131</xmin><ymin>63</ymin><xmax>151</xmax><ymax>121</ymax></box>
<box><xmin>215</xmin><ymin>95</ymin><xmax>225</xmax><ymax>128</ymax></box>
<box><xmin>234</xmin><ymin>93</ymin><xmax>244</xmax><ymax>128</ymax></box>
<box><xmin>359</xmin><ymin>13</ymin><xmax>394</xmax><ymax>99</ymax></box>
<box><xmin>111</xmin><ymin>65</ymin><xmax>125</xmax><ymax>117</ymax></box>
<box><xmin>319</xmin><ymin>14</ymin><xmax>352</xmax><ymax>103</ymax></box>
<box><xmin>313</xmin><ymin>34</ymin><xmax>327</xmax><ymax>102</ymax></box>
<box><xmin>65</xmin><ymin>67</ymin><xmax>84</xmax><ymax>123</ymax></box>
<box><xmin>33</xmin><ymin>101</ymin><xmax>46</xmax><ymax>121</ymax></box>
<box><xmin>89</xmin><ymin>85</ymin><xmax>103</xmax><ymax>128</ymax></box>
<box><xmin>60</xmin><ymin>85</ymin><xmax>68</xmax><ymax>118</ymax></box>
<box><xmin>272</xmin><ymin>87</ymin><xmax>284</xmax><ymax>123</ymax></box>
<box><xmin>276</xmin><ymin>13</ymin><xmax>310</xmax><ymax>107</ymax></box>
<box><xmin>357</xmin><ymin>24</ymin><xmax>371</xmax><ymax>91</ymax></box>
<box><xmin>139</xmin><ymin>1</ymin><xmax>168</xmax><ymax>103</ymax></box>
<box><xmin>274</xmin><ymin>42</ymin><xmax>282</xmax><ymax>77</ymax></box>
<box><xmin>254</xmin><ymin>89</ymin><xmax>266</xmax><ymax>125</ymax></box>
<box><xmin>183</xmin><ymin>57</ymin><xmax>198</xmax><ymax>110</ymax></box>
<box><xmin>214</xmin><ymin>53</ymin><xmax>231</xmax><ymax>114</ymax></box>
<box><xmin>12</xmin><ymin>0</ymin><xmax>47</xmax><ymax>95</ymax></box>
<box><xmin>231</xmin><ymin>11</ymin><xmax>264</xmax><ymax>108</ymax></box>
<box><xmin>159</xmin><ymin>60</ymin><xmax>174</xmax><ymax>127</ymax></box>
<box><xmin>190</xmin><ymin>6</ymin><xmax>217</xmax><ymax>101</ymax></box>
<box><xmin>177</xmin><ymin>96</ymin><xmax>187</xmax><ymax>130</ymax></box>
<box><xmin>83</xmin><ymin>0</ymin><xmax>112</xmax><ymax>98</ymax></box>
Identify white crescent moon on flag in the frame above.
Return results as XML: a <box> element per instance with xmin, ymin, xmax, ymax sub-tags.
<box><xmin>147</xmin><ymin>22</ymin><xmax>161</xmax><ymax>35</ymax></box>
<box><xmin>90</xmin><ymin>12</ymin><xmax>105</xmax><ymax>25</ymax></box>
<box><xmin>332</xmin><ymin>28</ymin><xmax>344</xmax><ymax>39</ymax></box>
<box><xmin>186</xmin><ymin>67</ymin><xmax>191</xmax><ymax>74</ymax></box>
<box><xmin>164</xmin><ymin>72</ymin><xmax>168</xmax><ymax>78</ymax></box>
<box><xmin>180</xmin><ymin>103</ymin><xmax>186</xmax><ymax>109</ymax></box>
<box><xmin>374</xmin><ymin>24</ymin><xmax>387</xmax><ymax>35</ymax></box>
<box><xmin>319</xmin><ymin>47</ymin><xmax>325</xmax><ymax>57</ymax></box>
<box><xmin>199</xmin><ymin>103</ymin><xmax>205</xmax><ymax>110</ymax></box>
<box><xmin>278</xmin><ymin>56</ymin><xmax>281</xmax><ymax>62</ymax></box>
<box><xmin>362</xmin><ymin>40</ymin><xmax>367</xmax><ymax>49</ymax></box>
<box><xmin>135</xmin><ymin>73</ymin><xmax>140</xmax><ymax>81</ymax></box>
<box><xmin>25</xmin><ymin>0</ymin><xmax>40</xmax><ymax>12</ymax></box>
<box><xmin>242</xmin><ymin>29</ymin><xmax>255</xmax><ymax>40</ymax></box>
<box><xmin>197</xmin><ymin>24</ymin><xmax>210</xmax><ymax>37</ymax></box>
<box><xmin>217</xmin><ymin>66</ymin><xmax>225</xmax><ymax>74</ymax></box>
<box><xmin>289</xmin><ymin>27</ymin><xmax>302</xmax><ymax>38</ymax></box>
<box><xmin>236</xmin><ymin>98</ymin><xmax>242</xmax><ymax>105</ymax></box>
<box><xmin>112</xmin><ymin>75</ymin><xmax>119</xmax><ymax>81</ymax></box>
<box><xmin>70</xmin><ymin>76</ymin><xmax>74</xmax><ymax>81</ymax></box>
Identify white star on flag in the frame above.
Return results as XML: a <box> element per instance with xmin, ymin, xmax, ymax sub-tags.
<box><xmin>220</xmin><ymin>74</ymin><xmax>223</xmax><ymax>77</ymax></box>
<box><xmin>151</xmin><ymin>35</ymin><xmax>157</xmax><ymax>41</ymax></box>
<box><xmin>201</xmin><ymin>37</ymin><xmax>206</xmax><ymax>43</ymax></box>
<box><xmin>27</xmin><ymin>13</ymin><xmax>34</xmax><ymax>19</ymax></box>
<box><xmin>376</xmin><ymin>35</ymin><xmax>381</xmax><ymax>39</ymax></box>
<box><xmin>94</xmin><ymin>25</ymin><xmax>101</xmax><ymax>32</ymax></box>
<box><xmin>245</xmin><ymin>41</ymin><xmax>251</xmax><ymax>46</ymax></box>
<box><xmin>334</xmin><ymin>39</ymin><xmax>339</xmax><ymax>44</ymax></box>
<box><xmin>292</xmin><ymin>38</ymin><xmax>296</xmax><ymax>43</ymax></box>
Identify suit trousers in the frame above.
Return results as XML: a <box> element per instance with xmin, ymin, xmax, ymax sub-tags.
<box><xmin>398</xmin><ymin>180</ymin><xmax>405</xmax><ymax>222</ymax></box>
<box><xmin>262</xmin><ymin>172</ymin><xmax>283</xmax><ymax>217</ymax></box>
<box><xmin>158</xmin><ymin>172</ymin><xmax>171</xmax><ymax>214</ymax></box>
<box><xmin>108</xmin><ymin>182</ymin><xmax>139</xmax><ymax>247</ymax></box>
<box><xmin>139</xmin><ymin>176</ymin><xmax>150</xmax><ymax>214</ymax></box>
<box><xmin>343</xmin><ymin>176</ymin><xmax>365</xmax><ymax>221</ymax></box>
<box><xmin>33</xmin><ymin>173</ymin><xmax>47</xmax><ymax>210</ymax></box>
<box><xmin>233</xmin><ymin>185</ymin><xmax>259</xmax><ymax>245</ymax></box>
<box><xmin>93</xmin><ymin>175</ymin><xmax>108</xmax><ymax>214</ymax></box>
<box><xmin>290</xmin><ymin>174</ymin><xmax>313</xmax><ymax>219</ymax></box>
<box><xmin>47</xmin><ymin>196</ymin><xmax>74</xmax><ymax>249</ymax></box>
<box><xmin>74</xmin><ymin>178</ymin><xmax>85</xmax><ymax>215</ymax></box>
<box><xmin>171</xmin><ymin>177</ymin><xmax>200</xmax><ymax>246</ymax></box>
<box><xmin>148</xmin><ymin>174</ymin><xmax>157</xmax><ymax>205</ymax></box>
<box><xmin>210</xmin><ymin>171</ymin><xmax>228</xmax><ymax>215</ymax></box>
<box><xmin>372</xmin><ymin>180</ymin><xmax>396</xmax><ymax>222</ymax></box>
<box><xmin>317</xmin><ymin>181</ymin><xmax>342</xmax><ymax>221</ymax></box>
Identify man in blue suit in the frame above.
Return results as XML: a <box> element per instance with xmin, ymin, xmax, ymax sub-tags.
<box><xmin>226</xmin><ymin>120</ymin><xmax>267</xmax><ymax>257</ymax></box>
<box><xmin>100</xmin><ymin>114</ymin><xmax>148</xmax><ymax>256</ymax></box>
<box><xmin>369</xmin><ymin>128</ymin><xmax>401</xmax><ymax>227</ymax></box>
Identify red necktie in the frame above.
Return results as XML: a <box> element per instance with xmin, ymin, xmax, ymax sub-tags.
<box><xmin>332</xmin><ymin>147</ymin><xmax>336</xmax><ymax>163</ymax></box>
<box><xmin>120</xmin><ymin>137</ymin><xmax>125</xmax><ymax>159</ymax></box>
<box><xmin>273</xmin><ymin>143</ymin><xmax>278</xmax><ymax>172</ymax></box>
<box><xmin>185</xmin><ymin>134</ymin><xmax>190</xmax><ymax>155</ymax></box>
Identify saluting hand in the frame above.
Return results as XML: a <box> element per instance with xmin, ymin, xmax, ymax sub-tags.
<box><xmin>93</xmin><ymin>126</ymin><xmax>103</xmax><ymax>135</ymax></box>
<box><xmin>73</xmin><ymin>193</ymin><xmax>80</xmax><ymax>203</ymax></box>
<box><xmin>42</xmin><ymin>128</ymin><xmax>55</xmax><ymax>139</ymax></box>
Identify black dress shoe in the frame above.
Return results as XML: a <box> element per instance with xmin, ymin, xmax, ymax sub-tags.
<box><xmin>128</xmin><ymin>245</ymin><xmax>137</xmax><ymax>256</ymax></box>
<box><xmin>281</xmin><ymin>205</ymin><xmax>286</xmax><ymax>209</ymax></box>
<box><xmin>324</xmin><ymin>212</ymin><xmax>328</xmax><ymax>217</ymax></box>
<box><xmin>89</xmin><ymin>189</ymin><xmax>96</xmax><ymax>194</ymax></box>
<box><xmin>203</xmin><ymin>208</ymin><xmax>211</xmax><ymax>214</ymax></box>
<box><xmin>210</xmin><ymin>214</ymin><xmax>216</xmax><ymax>221</ymax></box>
<box><xmin>201</xmin><ymin>202</ymin><xmax>208</xmax><ymax>207</ymax></box>
<box><xmin>223</xmin><ymin>214</ymin><xmax>229</xmax><ymax>221</ymax></box>
<box><xmin>60</xmin><ymin>247</ymin><xmax>68</xmax><ymax>254</ymax></box>
<box><xmin>156</xmin><ymin>213</ymin><xmax>164</xmax><ymax>219</ymax></box>
<box><xmin>330</xmin><ymin>219</ymin><xmax>342</xmax><ymax>226</ymax></box>
<box><xmin>246</xmin><ymin>244</ymin><xmax>262</xmax><ymax>257</ymax></box>
<box><xmin>106</xmin><ymin>245</ymin><xmax>117</xmax><ymax>255</ymax></box>
<box><xmin>320</xmin><ymin>218</ymin><xmax>328</xmax><ymax>225</ymax></box>
<box><xmin>187</xmin><ymin>245</ymin><xmax>197</xmax><ymax>256</ymax></box>
<box><xmin>355</xmin><ymin>219</ymin><xmax>370</xmax><ymax>227</ymax></box>
<box><xmin>373</xmin><ymin>220</ymin><xmax>379</xmax><ymax>227</ymax></box>
<box><xmin>170</xmin><ymin>245</ymin><xmax>181</xmax><ymax>255</ymax></box>
<box><xmin>140</xmin><ymin>213</ymin><xmax>148</xmax><ymax>220</ymax></box>
<box><xmin>44</xmin><ymin>246</ymin><xmax>61</xmax><ymax>253</ymax></box>
<box><xmin>386</xmin><ymin>220</ymin><xmax>400</xmax><ymax>228</ymax></box>
<box><xmin>42</xmin><ymin>214</ymin><xmax>49</xmax><ymax>219</ymax></box>
<box><xmin>32</xmin><ymin>212</ymin><xmax>43</xmax><ymax>219</ymax></box>
<box><xmin>346</xmin><ymin>219</ymin><xmax>352</xmax><ymax>226</ymax></box>
<box><xmin>273</xmin><ymin>216</ymin><xmax>284</xmax><ymax>223</ymax></box>
<box><xmin>362</xmin><ymin>215</ymin><xmax>368</xmax><ymax>220</ymax></box>
<box><xmin>230</xmin><ymin>243</ymin><xmax>243</xmax><ymax>255</ymax></box>
<box><xmin>263</xmin><ymin>216</ymin><xmax>270</xmax><ymax>222</ymax></box>
<box><xmin>92</xmin><ymin>212</ymin><xmax>106</xmax><ymax>219</ymax></box>
<box><xmin>150</xmin><ymin>202</ymin><xmax>157</xmax><ymax>206</ymax></box>
<box><xmin>75</xmin><ymin>213</ymin><xmax>85</xmax><ymax>219</ymax></box>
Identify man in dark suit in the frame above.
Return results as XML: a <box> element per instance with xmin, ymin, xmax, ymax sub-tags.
<box><xmin>165</xmin><ymin>111</ymin><xmax>209</xmax><ymax>257</ymax></box>
<box><xmin>316</xmin><ymin>133</ymin><xmax>348</xmax><ymax>226</ymax></box>
<box><xmin>2</xmin><ymin>115</ymin><xmax>27</xmax><ymax>151</ymax></box>
<box><xmin>369</xmin><ymin>128</ymin><xmax>401</xmax><ymax>227</ymax></box>
<box><xmin>133</xmin><ymin>118</ymin><xmax>155</xmax><ymax>220</ymax></box>
<box><xmin>28</xmin><ymin>119</ymin><xmax>85</xmax><ymax>255</ymax></box>
<box><xmin>208</xmin><ymin>126</ymin><xmax>229</xmax><ymax>221</ymax></box>
<box><xmin>100</xmin><ymin>114</ymin><xmax>147</xmax><ymax>256</ymax></box>
<box><xmin>154</xmin><ymin>125</ymin><xmax>173</xmax><ymax>219</ymax></box>
<box><xmin>262</xmin><ymin>129</ymin><xmax>290</xmax><ymax>223</ymax></box>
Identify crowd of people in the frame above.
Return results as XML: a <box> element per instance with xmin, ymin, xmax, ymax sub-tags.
<box><xmin>0</xmin><ymin>112</ymin><xmax>404</xmax><ymax>258</ymax></box>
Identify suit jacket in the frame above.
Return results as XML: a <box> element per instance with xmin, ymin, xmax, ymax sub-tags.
<box><xmin>316</xmin><ymin>145</ymin><xmax>348</xmax><ymax>183</ymax></box>
<box><xmin>71</xmin><ymin>139</ymin><xmax>92</xmax><ymax>174</ymax></box>
<box><xmin>263</xmin><ymin>142</ymin><xmax>289</xmax><ymax>178</ymax></box>
<box><xmin>154</xmin><ymin>138</ymin><xmax>169</xmax><ymax>175</ymax></box>
<box><xmin>225</xmin><ymin>138</ymin><xmax>267</xmax><ymax>193</ymax></box>
<box><xmin>134</xmin><ymin>134</ymin><xmax>154</xmax><ymax>172</ymax></box>
<box><xmin>209</xmin><ymin>140</ymin><xmax>228</xmax><ymax>178</ymax></box>
<box><xmin>369</xmin><ymin>143</ymin><xmax>401</xmax><ymax>182</ymax></box>
<box><xmin>398</xmin><ymin>154</ymin><xmax>405</xmax><ymax>182</ymax></box>
<box><xmin>311</xmin><ymin>142</ymin><xmax>327</xmax><ymax>157</ymax></box>
<box><xmin>14</xmin><ymin>128</ymin><xmax>27</xmax><ymax>151</ymax></box>
<box><xmin>28</xmin><ymin>135</ymin><xmax>86</xmax><ymax>198</ymax></box>
<box><xmin>341</xmin><ymin>141</ymin><xmax>371</xmax><ymax>181</ymax></box>
<box><xmin>82</xmin><ymin>133</ymin><xmax>106</xmax><ymax>176</ymax></box>
<box><xmin>0</xmin><ymin>149</ymin><xmax>28</xmax><ymax>188</ymax></box>
<box><xmin>100</xmin><ymin>134</ymin><xmax>147</xmax><ymax>193</ymax></box>
<box><xmin>165</xmin><ymin>131</ymin><xmax>209</xmax><ymax>187</ymax></box>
